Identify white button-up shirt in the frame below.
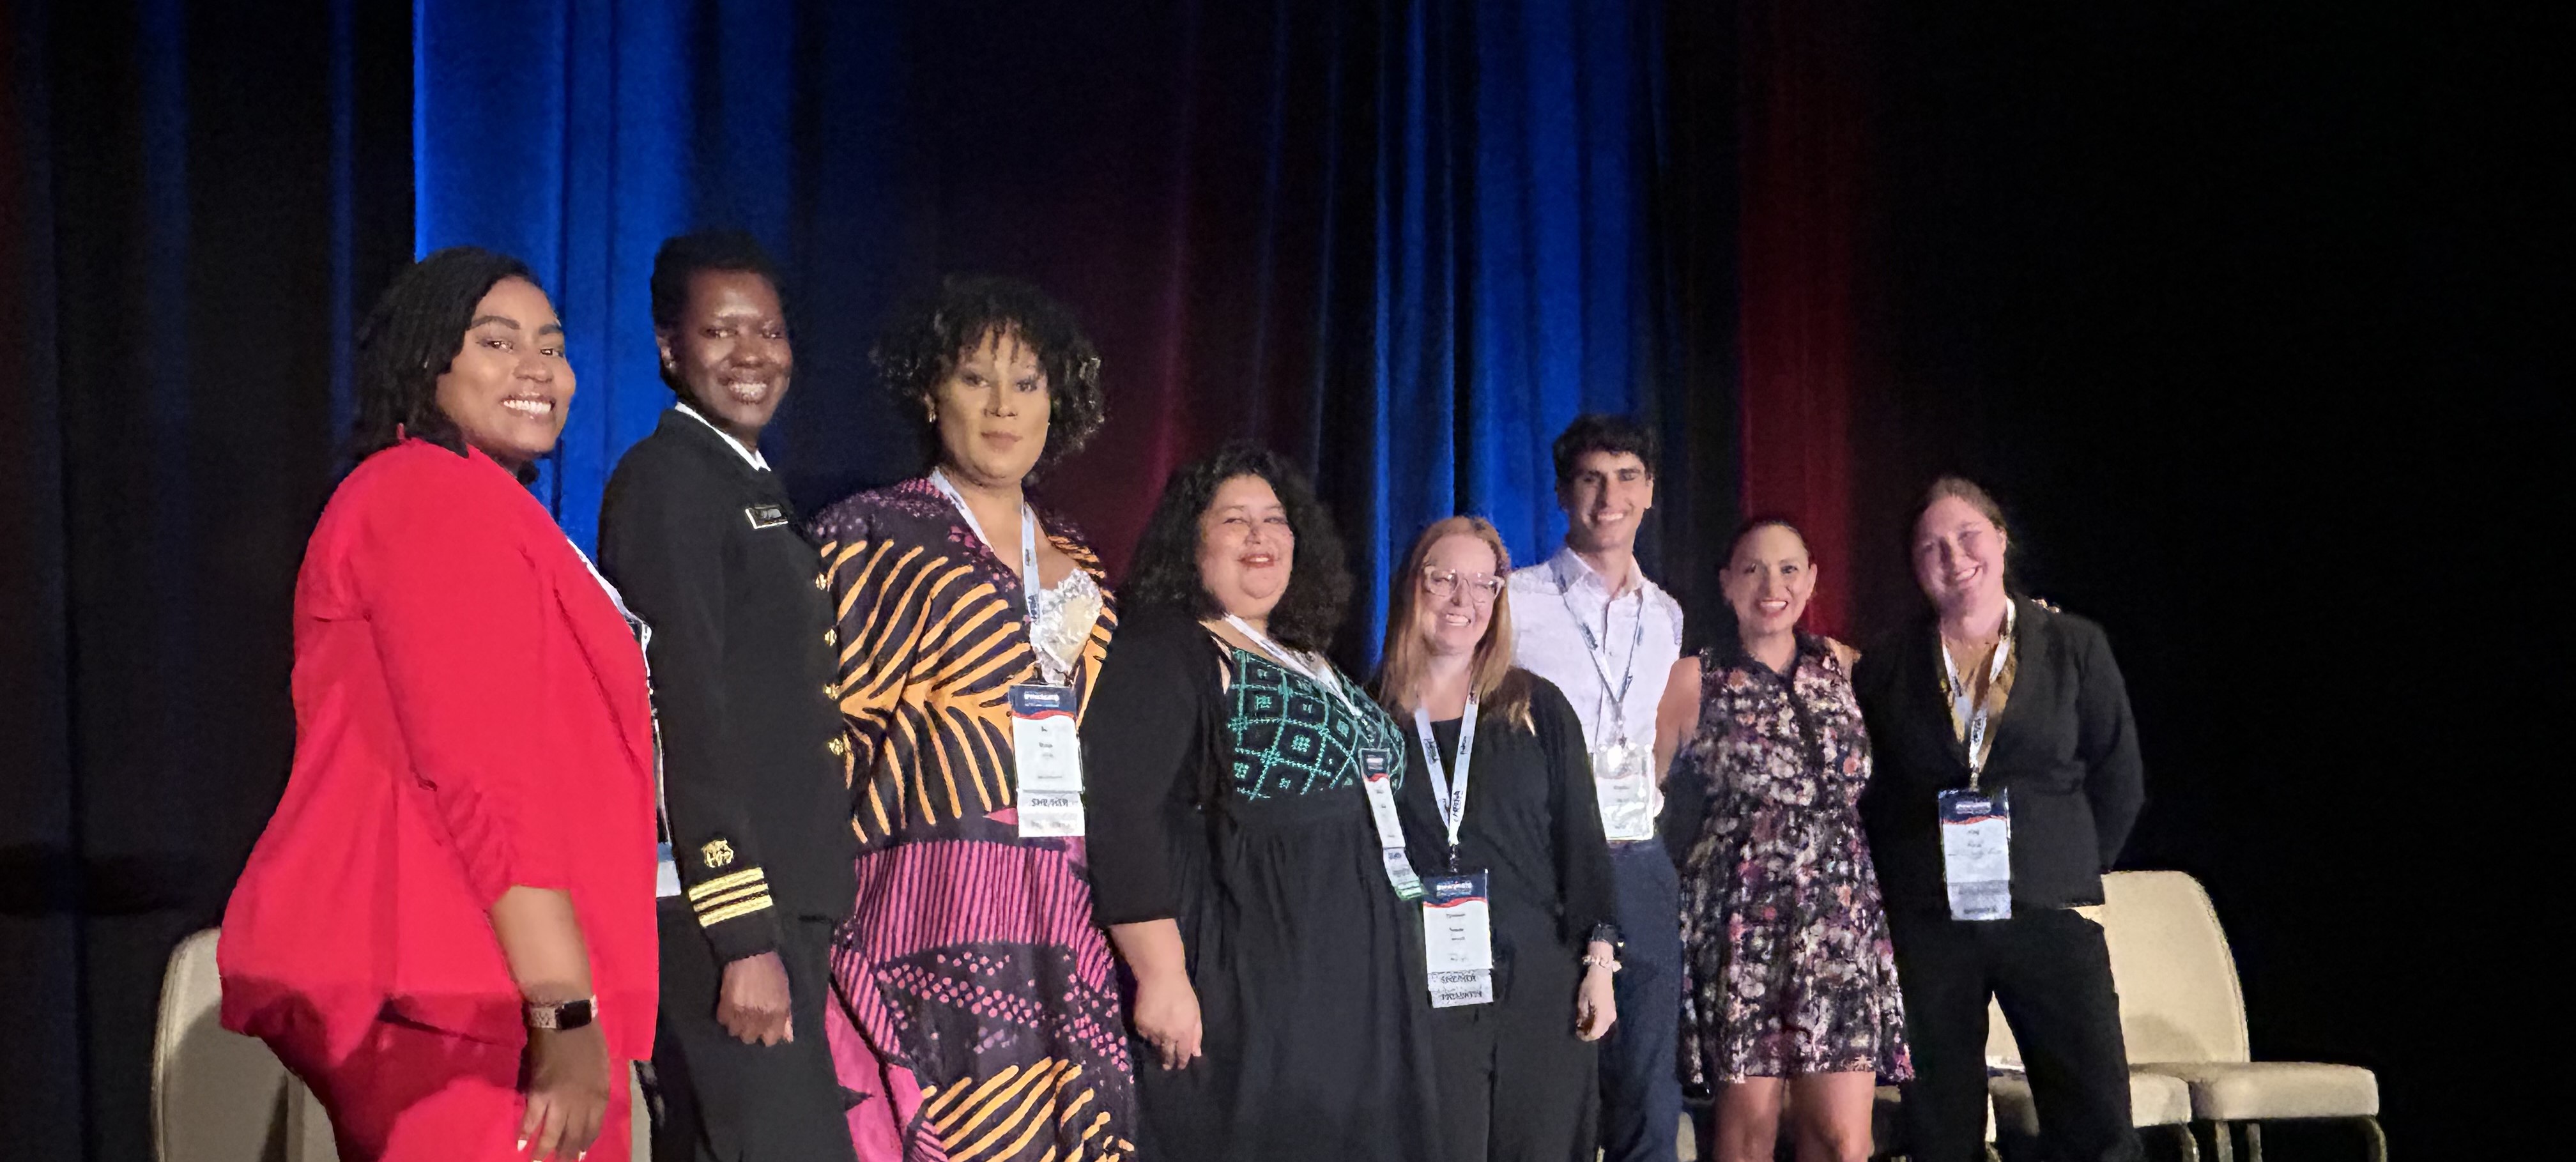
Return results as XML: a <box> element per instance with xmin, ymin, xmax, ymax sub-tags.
<box><xmin>1507</xmin><ymin>546</ymin><xmax>1687</xmax><ymax>822</ymax></box>
<box><xmin>673</xmin><ymin>401</ymin><xmax>770</xmax><ymax>471</ymax></box>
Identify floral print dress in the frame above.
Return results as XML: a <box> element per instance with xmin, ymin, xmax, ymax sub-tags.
<box><xmin>1676</xmin><ymin>635</ymin><xmax>1911</xmax><ymax>1085</ymax></box>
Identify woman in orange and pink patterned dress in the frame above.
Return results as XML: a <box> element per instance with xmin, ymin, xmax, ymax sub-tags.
<box><xmin>806</xmin><ymin>277</ymin><xmax>1133</xmax><ymax>1162</ymax></box>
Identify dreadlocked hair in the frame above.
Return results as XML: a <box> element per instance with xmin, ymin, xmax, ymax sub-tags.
<box><xmin>348</xmin><ymin>247</ymin><xmax>539</xmax><ymax>478</ymax></box>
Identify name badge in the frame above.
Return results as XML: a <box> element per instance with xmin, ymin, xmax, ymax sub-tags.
<box><xmin>1592</xmin><ymin>741</ymin><xmax>1657</xmax><ymax>842</ymax></box>
<box><xmin>1938</xmin><ymin>788</ymin><xmax>2012</xmax><ymax>921</ymax></box>
<box><xmin>1422</xmin><ymin>871</ymin><xmax>1496</xmax><ymax>1008</ymax></box>
<box><xmin>743</xmin><ymin>503</ymin><xmax>789</xmax><ymax>530</ymax></box>
<box><xmin>1009</xmin><ymin>684</ymin><xmax>1085</xmax><ymax>837</ymax></box>
<box><xmin>655</xmin><ymin>842</ymin><xmax>681</xmax><ymax>899</ymax></box>
<box><xmin>1360</xmin><ymin>748</ymin><xmax>1426</xmax><ymax>901</ymax></box>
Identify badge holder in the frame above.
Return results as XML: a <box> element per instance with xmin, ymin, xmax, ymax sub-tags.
<box><xmin>1011</xmin><ymin>684</ymin><xmax>1085</xmax><ymax>837</ymax></box>
<box><xmin>1592</xmin><ymin>739</ymin><xmax>1657</xmax><ymax>843</ymax></box>
<box><xmin>1937</xmin><ymin>788</ymin><xmax>2011</xmax><ymax>921</ymax></box>
<box><xmin>1422</xmin><ymin>871</ymin><xmax>1496</xmax><ymax>1007</ymax></box>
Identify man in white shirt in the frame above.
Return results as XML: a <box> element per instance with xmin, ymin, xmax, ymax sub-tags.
<box><xmin>1508</xmin><ymin>415</ymin><xmax>1686</xmax><ymax>1162</ymax></box>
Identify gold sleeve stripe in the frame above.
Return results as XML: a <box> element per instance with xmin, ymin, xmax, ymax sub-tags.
<box><xmin>697</xmin><ymin>896</ymin><xmax>775</xmax><ymax>927</ymax></box>
<box><xmin>686</xmin><ymin>868</ymin><xmax>766</xmax><ymax>900</ymax></box>
<box><xmin>691</xmin><ymin>883</ymin><xmax>769</xmax><ymax>913</ymax></box>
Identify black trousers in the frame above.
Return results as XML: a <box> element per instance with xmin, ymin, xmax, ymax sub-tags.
<box><xmin>651</xmin><ymin>908</ymin><xmax>856</xmax><ymax>1162</ymax></box>
<box><xmin>1885</xmin><ymin>906</ymin><xmax>2142</xmax><ymax>1162</ymax></box>
<box><xmin>1428</xmin><ymin>933</ymin><xmax>1601</xmax><ymax>1162</ymax></box>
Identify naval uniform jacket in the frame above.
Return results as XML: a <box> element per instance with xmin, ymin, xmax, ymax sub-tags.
<box><xmin>1853</xmin><ymin>597</ymin><xmax>2145</xmax><ymax>914</ymax></box>
<box><xmin>219</xmin><ymin>440</ymin><xmax>661</xmax><ymax>1064</ymax></box>
<box><xmin>599</xmin><ymin>409</ymin><xmax>857</xmax><ymax>962</ymax></box>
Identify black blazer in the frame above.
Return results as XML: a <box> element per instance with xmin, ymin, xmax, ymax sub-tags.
<box><xmin>1853</xmin><ymin>597</ymin><xmax>2143</xmax><ymax>913</ymax></box>
<box><xmin>598</xmin><ymin>410</ymin><xmax>858</xmax><ymax>961</ymax></box>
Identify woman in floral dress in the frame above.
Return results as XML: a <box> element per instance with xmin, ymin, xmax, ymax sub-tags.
<box><xmin>1655</xmin><ymin>519</ymin><xmax>1908</xmax><ymax>1162</ymax></box>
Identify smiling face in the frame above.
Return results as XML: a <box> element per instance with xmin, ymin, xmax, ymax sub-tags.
<box><xmin>1559</xmin><ymin>450</ymin><xmax>1655</xmax><ymax>556</ymax></box>
<box><xmin>1411</xmin><ymin>532</ymin><xmax>1501</xmax><ymax>660</ymax></box>
<box><xmin>931</xmin><ymin>327</ymin><xmax>1050</xmax><ymax>488</ymax></box>
<box><xmin>1721</xmin><ymin>523</ymin><xmax>1815</xmax><ymax>639</ymax></box>
<box><xmin>659</xmin><ymin>269</ymin><xmax>790</xmax><ymax>446</ymax></box>
<box><xmin>1195</xmin><ymin>474</ymin><xmax>1296</xmax><ymax>623</ymax></box>
<box><xmin>434</xmin><ymin>277</ymin><xmax>572</xmax><ymax>471</ymax></box>
<box><xmin>1912</xmin><ymin>494</ymin><xmax>2010</xmax><ymax>616</ymax></box>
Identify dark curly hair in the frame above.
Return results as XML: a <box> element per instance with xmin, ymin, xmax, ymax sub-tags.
<box><xmin>649</xmin><ymin>229</ymin><xmax>783</xmax><ymax>395</ymax></box>
<box><xmin>348</xmin><ymin>246</ymin><xmax>540</xmax><ymax>479</ymax></box>
<box><xmin>871</xmin><ymin>274</ymin><xmax>1106</xmax><ymax>477</ymax></box>
<box><xmin>1121</xmin><ymin>441</ymin><xmax>1352</xmax><ymax>654</ymax></box>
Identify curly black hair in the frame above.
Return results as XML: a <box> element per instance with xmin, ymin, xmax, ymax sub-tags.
<box><xmin>649</xmin><ymin>229</ymin><xmax>783</xmax><ymax>394</ymax></box>
<box><xmin>871</xmin><ymin>274</ymin><xmax>1106</xmax><ymax>477</ymax></box>
<box><xmin>1121</xmin><ymin>441</ymin><xmax>1352</xmax><ymax>654</ymax></box>
<box><xmin>348</xmin><ymin>246</ymin><xmax>540</xmax><ymax>478</ymax></box>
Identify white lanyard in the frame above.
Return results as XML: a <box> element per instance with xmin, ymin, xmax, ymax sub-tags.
<box><xmin>1939</xmin><ymin>602</ymin><xmax>2018</xmax><ymax>791</ymax></box>
<box><xmin>1413</xmin><ymin>696</ymin><xmax>1480</xmax><ymax>864</ymax></box>
<box><xmin>928</xmin><ymin>469</ymin><xmax>1068</xmax><ymax>686</ymax></box>
<box><xmin>1561</xmin><ymin>577</ymin><xmax>1646</xmax><ymax>745</ymax></box>
<box><xmin>1222</xmin><ymin>613</ymin><xmax>1367</xmax><ymax>719</ymax></box>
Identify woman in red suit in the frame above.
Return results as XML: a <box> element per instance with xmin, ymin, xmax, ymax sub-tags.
<box><xmin>220</xmin><ymin>248</ymin><xmax>660</xmax><ymax>1161</ymax></box>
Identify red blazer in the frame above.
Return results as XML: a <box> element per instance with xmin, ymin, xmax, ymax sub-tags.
<box><xmin>220</xmin><ymin>440</ymin><xmax>659</xmax><ymax>1066</ymax></box>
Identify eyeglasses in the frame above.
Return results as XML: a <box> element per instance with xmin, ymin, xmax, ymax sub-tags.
<box><xmin>1421</xmin><ymin>566</ymin><xmax>1504</xmax><ymax>605</ymax></box>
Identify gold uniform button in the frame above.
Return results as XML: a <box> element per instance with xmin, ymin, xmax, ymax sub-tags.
<box><xmin>827</xmin><ymin>736</ymin><xmax>849</xmax><ymax>758</ymax></box>
<box><xmin>823</xmin><ymin>682</ymin><xmax>838</xmax><ymax>698</ymax></box>
<box><xmin>814</xmin><ymin>572</ymin><xmax>829</xmax><ymax>591</ymax></box>
<box><xmin>824</xmin><ymin>628</ymin><xmax>838</xmax><ymax>646</ymax></box>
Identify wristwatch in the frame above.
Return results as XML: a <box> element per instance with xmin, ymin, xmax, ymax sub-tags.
<box><xmin>525</xmin><ymin>997</ymin><xmax>598</xmax><ymax>1031</ymax></box>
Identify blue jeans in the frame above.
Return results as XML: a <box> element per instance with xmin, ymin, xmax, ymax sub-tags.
<box><xmin>1600</xmin><ymin>842</ymin><xmax>1683</xmax><ymax>1162</ymax></box>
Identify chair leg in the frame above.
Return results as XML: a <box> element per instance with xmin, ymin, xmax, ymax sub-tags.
<box><xmin>2244</xmin><ymin>1120</ymin><xmax>2262</xmax><ymax>1162</ymax></box>
<box><xmin>2161</xmin><ymin>1123</ymin><xmax>2201</xmax><ymax>1162</ymax></box>
<box><xmin>2358</xmin><ymin>1115</ymin><xmax>2388</xmax><ymax>1162</ymax></box>
<box><xmin>2205</xmin><ymin>1120</ymin><xmax>2235</xmax><ymax>1162</ymax></box>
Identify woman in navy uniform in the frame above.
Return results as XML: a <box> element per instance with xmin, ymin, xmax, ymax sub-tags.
<box><xmin>597</xmin><ymin>231</ymin><xmax>859</xmax><ymax>1161</ymax></box>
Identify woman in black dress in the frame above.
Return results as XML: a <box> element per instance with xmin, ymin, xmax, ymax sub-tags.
<box><xmin>1084</xmin><ymin>443</ymin><xmax>1443</xmax><ymax>1162</ymax></box>
<box><xmin>1372</xmin><ymin>516</ymin><xmax>1620</xmax><ymax>1162</ymax></box>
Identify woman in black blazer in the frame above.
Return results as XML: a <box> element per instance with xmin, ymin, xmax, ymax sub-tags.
<box><xmin>1853</xmin><ymin>477</ymin><xmax>2145</xmax><ymax>1162</ymax></box>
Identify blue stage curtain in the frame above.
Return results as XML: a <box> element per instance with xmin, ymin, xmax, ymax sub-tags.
<box><xmin>413</xmin><ymin>0</ymin><xmax>1702</xmax><ymax>666</ymax></box>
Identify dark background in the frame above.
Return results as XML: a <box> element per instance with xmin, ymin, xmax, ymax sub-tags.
<box><xmin>4</xmin><ymin>1</ymin><xmax>2556</xmax><ymax>1159</ymax></box>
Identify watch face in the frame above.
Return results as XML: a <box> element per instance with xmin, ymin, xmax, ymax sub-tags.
<box><xmin>530</xmin><ymin>998</ymin><xmax>597</xmax><ymax>1030</ymax></box>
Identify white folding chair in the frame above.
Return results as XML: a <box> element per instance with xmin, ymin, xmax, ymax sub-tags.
<box><xmin>1985</xmin><ymin>991</ymin><xmax>2199</xmax><ymax>1161</ymax></box>
<box><xmin>2104</xmin><ymin>872</ymin><xmax>2384</xmax><ymax>1162</ymax></box>
<box><xmin>153</xmin><ymin>928</ymin><xmax>336</xmax><ymax>1162</ymax></box>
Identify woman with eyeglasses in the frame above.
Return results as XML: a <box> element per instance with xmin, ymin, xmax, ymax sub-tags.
<box><xmin>1375</xmin><ymin>516</ymin><xmax>1621</xmax><ymax>1162</ymax></box>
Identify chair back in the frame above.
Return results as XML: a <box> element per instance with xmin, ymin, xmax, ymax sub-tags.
<box><xmin>2099</xmin><ymin>870</ymin><xmax>2251</xmax><ymax>1064</ymax></box>
<box><xmin>154</xmin><ymin>928</ymin><xmax>339</xmax><ymax>1162</ymax></box>
<box><xmin>1977</xmin><ymin>872</ymin><xmax>2250</xmax><ymax>1067</ymax></box>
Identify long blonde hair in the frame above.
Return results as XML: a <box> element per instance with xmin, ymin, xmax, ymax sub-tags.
<box><xmin>1372</xmin><ymin>516</ymin><xmax>1536</xmax><ymax>731</ymax></box>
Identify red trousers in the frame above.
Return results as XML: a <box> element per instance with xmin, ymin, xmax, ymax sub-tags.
<box><xmin>287</xmin><ymin>1015</ymin><xmax>634</xmax><ymax>1162</ymax></box>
